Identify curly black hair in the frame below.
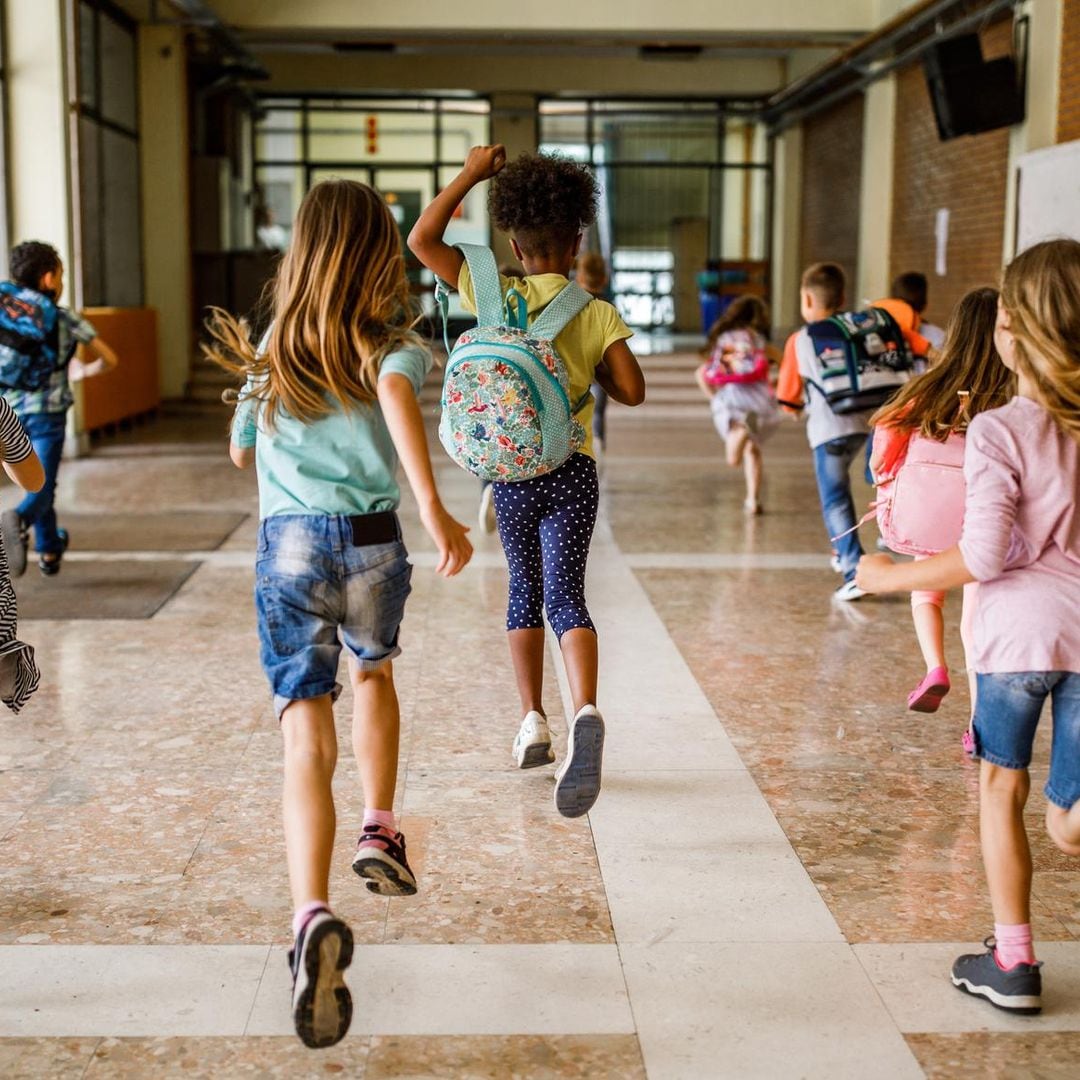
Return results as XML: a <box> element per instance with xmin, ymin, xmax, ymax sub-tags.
<box><xmin>487</xmin><ymin>153</ymin><xmax>598</xmax><ymax>258</ymax></box>
<box><xmin>10</xmin><ymin>241</ymin><xmax>61</xmax><ymax>290</ymax></box>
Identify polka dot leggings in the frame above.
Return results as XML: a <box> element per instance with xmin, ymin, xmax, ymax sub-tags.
<box><xmin>493</xmin><ymin>453</ymin><xmax>599</xmax><ymax>640</ymax></box>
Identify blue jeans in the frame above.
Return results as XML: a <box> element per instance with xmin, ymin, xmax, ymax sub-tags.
<box><xmin>812</xmin><ymin>433</ymin><xmax>868</xmax><ymax>581</ymax></box>
<box><xmin>16</xmin><ymin>411</ymin><xmax>67</xmax><ymax>555</ymax></box>
<box><xmin>973</xmin><ymin>672</ymin><xmax>1080</xmax><ymax>809</ymax></box>
<box><xmin>255</xmin><ymin>514</ymin><xmax>412</xmax><ymax>720</ymax></box>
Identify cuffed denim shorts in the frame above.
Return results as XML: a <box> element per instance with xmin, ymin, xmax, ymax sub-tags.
<box><xmin>255</xmin><ymin>514</ymin><xmax>412</xmax><ymax>720</ymax></box>
<box><xmin>973</xmin><ymin>671</ymin><xmax>1080</xmax><ymax>809</ymax></box>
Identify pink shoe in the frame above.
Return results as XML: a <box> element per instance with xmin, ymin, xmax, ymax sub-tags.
<box><xmin>907</xmin><ymin>666</ymin><xmax>950</xmax><ymax>713</ymax></box>
<box><xmin>961</xmin><ymin>727</ymin><xmax>976</xmax><ymax>756</ymax></box>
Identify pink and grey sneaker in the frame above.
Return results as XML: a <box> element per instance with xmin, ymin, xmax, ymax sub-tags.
<box><xmin>962</xmin><ymin>727</ymin><xmax>976</xmax><ymax>757</ymax></box>
<box><xmin>351</xmin><ymin>823</ymin><xmax>417</xmax><ymax>896</ymax></box>
<box><xmin>907</xmin><ymin>666</ymin><xmax>950</xmax><ymax>713</ymax></box>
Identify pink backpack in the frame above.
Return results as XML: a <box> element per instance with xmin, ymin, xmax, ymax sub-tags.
<box><xmin>876</xmin><ymin>431</ymin><xmax>966</xmax><ymax>557</ymax></box>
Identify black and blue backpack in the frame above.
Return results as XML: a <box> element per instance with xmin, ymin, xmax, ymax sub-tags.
<box><xmin>0</xmin><ymin>282</ymin><xmax>62</xmax><ymax>392</ymax></box>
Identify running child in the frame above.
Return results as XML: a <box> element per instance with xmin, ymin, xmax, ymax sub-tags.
<box><xmin>206</xmin><ymin>179</ymin><xmax>473</xmax><ymax>1048</ymax></box>
<box><xmin>576</xmin><ymin>252</ymin><xmax>615</xmax><ymax>454</ymax></box>
<box><xmin>0</xmin><ymin>242</ymin><xmax>118</xmax><ymax>576</ymax></box>
<box><xmin>695</xmin><ymin>294</ymin><xmax>780</xmax><ymax>514</ymax></box>
<box><xmin>857</xmin><ymin>239</ymin><xmax>1080</xmax><ymax>1016</ymax></box>
<box><xmin>409</xmin><ymin>146</ymin><xmax>645</xmax><ymax>817</ymax></box>
<box><xmin>869</xmin><ymin>287</ymin><xmax>1012</xmax><ymax>722</ymax></box>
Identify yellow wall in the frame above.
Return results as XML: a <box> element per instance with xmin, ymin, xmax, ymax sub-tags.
<box><xmin>138</xmin><ymin>24</ymin><xmax>192</xmax><ymax>399</ymax></box>
<box><xmin>855</xmin><ymin>76</ymin><xmax>897</xmax><ymax>304</ymax></box>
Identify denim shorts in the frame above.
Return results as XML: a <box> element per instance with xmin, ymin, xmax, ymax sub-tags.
<box><xmin>255</xmin><ymin>514</ymin><xmax>412</xmax><ymax>720</ymax></box>
<box><xmin>973</xmin><ymin>671</ymin><xmax>1080</xmax><ymax>809</ymax></box>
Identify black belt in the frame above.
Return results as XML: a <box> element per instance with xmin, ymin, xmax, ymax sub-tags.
<box><xmin>348</xmin><ymin>510</ymin><xmax>401</xmax><ymax>546</ymax></box>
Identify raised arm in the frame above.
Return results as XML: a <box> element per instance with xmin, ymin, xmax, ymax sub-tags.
<box><xmin>407</xmin><ymin>145</ymin><xmax>507</xmax><ymax>285</ymax></box>
<box><xmin>377</xmin><ymin>372</ymin><xmax>473</xmax><ymax>577</ymax></box>
<box><xmin>594</xmin><ymin>339</ymin><xmax>645</xmax><ymax>407</ymax></box>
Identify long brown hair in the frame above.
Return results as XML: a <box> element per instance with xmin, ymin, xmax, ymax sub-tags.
<box><xmin>706</xmin><ymin>294</ymin><xmax>770</xmax><ymax>350</ymax></box>
<box><xmin>203</xmin><ymin>179</ymin><xmax>422</xmax><ymax>427</ymax></box>
<box><xmin>1000</xmin><ymin>238</ymin><xmax>1080</xmax><ymax>444</ymax></box>
<box><xmin>871</xmin><ymin>286</ymin><xmax>1013</xmax><ymax>438</ymax></box>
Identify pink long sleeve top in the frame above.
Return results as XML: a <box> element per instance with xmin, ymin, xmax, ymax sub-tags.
<box><xmin>958</xmin><ymin>396</ymin><xmax>1080</xmax><ymax>674</ymax></box>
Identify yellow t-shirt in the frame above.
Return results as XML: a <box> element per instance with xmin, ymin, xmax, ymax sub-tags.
<box><xmin>457</xmin><ymin>263</ymin><xmax>633</xmax><ymax>458</ymax></box>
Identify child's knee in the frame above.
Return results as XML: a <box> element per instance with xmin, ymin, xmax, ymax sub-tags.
<box><xmin>981</xmin><ymin>761</ymin><xmax>1029</xmax><ymax>801</ymax></box>
<box><xmin>350</xmin><ymin>660</ymin><xmax>394</xmax><ymax>689</ymax></box>
<box><xmin>1046</xmin><ymin>805</ymin><xmax>1080</xmax><ymax>856</ymax></box>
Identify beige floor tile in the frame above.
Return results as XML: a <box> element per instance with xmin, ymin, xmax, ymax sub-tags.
<box><xmin>906</xmin><ymin>1031</ymin><xmax>1080</xmax><ymax>1079</ymax></box>
<box><xmin>0</xmin><ymin>1037</ymin><xmax>100</xmax><ymax>1079</ymax></box>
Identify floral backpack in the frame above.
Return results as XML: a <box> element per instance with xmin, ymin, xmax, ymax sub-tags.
<box><xmin>435</xmin><ymin>244</ymin><xmax>593</xmax><ymax>482</ymax></box>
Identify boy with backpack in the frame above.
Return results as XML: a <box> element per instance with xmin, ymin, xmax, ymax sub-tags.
<box><xmin>0</xmin><ymin>242</ymin><xmax>118</xmax><ymax>577</ymax></box>
<box><xmin>409</xmin><ymin>144</ymin><xmax>645</xmax><ymax>817</ymax></box>
<box><xmin>776</xmin><ymin>262</ymin><xmax>912</xmax><ymax>601</ymax></box>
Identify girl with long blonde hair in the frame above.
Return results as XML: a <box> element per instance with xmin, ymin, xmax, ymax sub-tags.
<box><xmin>858</xmin><ymin>239</ymin><xmax>1080</xmax><ymax>1016</ymax></box>
<box><xmin>205</xmin><ymin>179</ymin><xmax>472</xmax><ymax>1049</ymax></box>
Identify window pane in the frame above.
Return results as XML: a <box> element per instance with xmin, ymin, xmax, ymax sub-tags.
<box><xmin>78</xmin><ymin>117</ymin><xmax>103</xmax><ymax>305</ymax></box>
<box><xmin>255</xmin><ymin>165</ymin><xmax>306</xmax><ymax>247</ymax></box>
<box><xmin>438</xmin><ymin>107</ymin><xmax>489</xmax><ymax>164</ymax></box>
<box><xmin>101</xmin><ymin>128</ymin><xmax>142</xmax><ymax>306</ymax></box>
<box><xmin>307</xmin><ymin>109</ymin><xmax>436</xmax><ymax>163</ymax></box>
<box><xmin>596</xmin><ymin>112</ymin><xmax>719</xmax><ymax>164</ymax></box>
<box><xmin>79</xmin><ymin>3</ymin><xmax>98</xmax><ymax>112</ymax></box>
<box><xmin>99</xmin><ymin>13</ymin><xmax>137</xmax><ymax>130</ymax></box>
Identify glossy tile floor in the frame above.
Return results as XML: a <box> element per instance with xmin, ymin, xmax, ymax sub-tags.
<box><xmin>1</xmin><ymin>350</ymin><xmax>1078</xmax><ymax>1078</ymax></box>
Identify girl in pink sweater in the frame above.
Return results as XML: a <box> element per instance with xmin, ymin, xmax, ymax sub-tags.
<box><xmin>858</xmin><ymin>239</ymin><xmax>1080</xmax><ymax>1017</ymax></box>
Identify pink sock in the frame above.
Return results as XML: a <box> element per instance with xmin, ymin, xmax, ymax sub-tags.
<box><xmin>994</xmin><ymin>922</ymin><xmax>1035</xmax><ymax>969</ymax></box>
<box><xmin>364</xmin><ymin>808</ymin><xmax>396</xmax><ymax>833</ymax></box>
<box><xmin>292</xmin><ymin>900</ymin><xmax>329</xmax><ymax>938</ymax></box>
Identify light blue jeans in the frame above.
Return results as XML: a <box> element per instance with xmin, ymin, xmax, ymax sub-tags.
<box><xmin>812</xmin><ymin>433</ymin><xmax>869</xmax><ymax>581</ymax></box>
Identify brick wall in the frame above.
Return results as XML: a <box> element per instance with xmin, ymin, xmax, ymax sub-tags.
<box><xmin>888</xmin><ymin>20</ymin><xmax>1013</xmax><ymax>327</ymax></box>
<box><xmin>799</xmin><ymin>94</ymin><xmax>865</xmax><ymax>299</ymax></box>
<box><xmin>1060</xmin><ymin>0</ymin><xmax>1080</xmax><ymax>143</ymax></box>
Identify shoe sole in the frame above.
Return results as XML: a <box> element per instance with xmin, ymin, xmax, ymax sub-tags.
<box><xmin>293</xmin><ymin>917</ymin><xmax>354</xmax><ymax>1048</ymax></box>
<box><xmin>908</xmin><ymin>682</ymin><xmax>950</xmax><ymax>713</ymax></box>
<box><xmin>951</xmin><ymin>975</ymin><xmax>1041</xmax><ymax>1015</ymax></box>
<box><xmin>515</xmin><ymin>740</ymin><xmax>555</xmax><ymax>769</ymax></box>
<box><xmin>554</xmin><ymin>713</ymin><xmax>604</xmax><ymax>818</ymax></box>
<box><xmin>352</xmin><ymin>848</ymin><xmax>418</xmax><ymax>896</ymax></box>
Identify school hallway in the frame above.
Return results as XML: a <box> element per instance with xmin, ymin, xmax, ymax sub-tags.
<box><xmin>0</xmin><ymin>347</ymin><xmax>1075</xmax><ymax>1079</ymax></box>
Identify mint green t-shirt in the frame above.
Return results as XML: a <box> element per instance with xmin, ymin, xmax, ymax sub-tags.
<box><xmin>231</xmin><ymin>346</ymin><xmax>432</xmax><ymax>519</ymax></box>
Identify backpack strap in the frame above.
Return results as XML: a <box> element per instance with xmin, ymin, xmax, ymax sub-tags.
<box><xmin>456</xmin><ymin>243</ymin><xmax>505</xmax><ymax>328</ymax></box>
<box><xmin>529</xmin><ymin>282</ymin><xmax>593</xmax><ymax>341</ymax></box>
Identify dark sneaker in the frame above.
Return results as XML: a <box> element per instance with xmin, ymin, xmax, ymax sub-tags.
<box><xmin>351</xmin><ymin>824</ymin><xmax>417</xmax><ymax>896</ymax></box>
<box><xmin>1</xmin><ymin>510</ymin><xmax>26</xmax><ymax>578</ymax></box>
<box><xmin>288</xmin><ymin>908</ymin><xmax>354</xmax><ymax>1048</ymax></box>
<box><xmin>951</xmin><ymin>938</ymin><xmax>1042</xmax><ymax>1015</ymax></box>
<box><xmin>38</xmin><ymin>528</ymin><xmax>69</xmax><ymax>577</ymax></box>
<box><xmin>554</xmin><ymin>705</ymin><xmax>605</xmax><ymax>818</ymax></box>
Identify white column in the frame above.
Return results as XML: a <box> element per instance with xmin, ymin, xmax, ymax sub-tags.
<box><xmin>856</xmin><ymin>74</ymin><xmax>897</xmax><ymax>305</ymax></box>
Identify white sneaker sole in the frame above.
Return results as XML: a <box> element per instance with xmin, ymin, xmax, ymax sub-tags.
<box><xmin>351</xmin><ymin>847</ymin><xmax>417</xmax><ymax>896</ymax></box>
<box><xmin>554</xmin><ymin>712</ymin><xmax>605</xmax><ymax>818</ymax></box>
<box><xmin>514</xmin><ymin>737</ymin><xmax>555</xmax><ymax>769</ymax></box>
<box><xmin>292</xmin><ymin>915</ymin><xmax>353</xmax><ymax>1048</ymax></box>
<box><xmin>951</xmin><ymin>975</ymin><xmax>1041</xmax><ymax>1014</ymax></box>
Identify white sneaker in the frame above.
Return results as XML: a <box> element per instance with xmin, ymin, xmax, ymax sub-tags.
<box><xmin>875</xmin><ymin>536</ymin><xmax>891</xmax><ymax>553</ymax></box>
<box><xmin>834</xmin><ymin>579</ymin><xmax>869</xmax><ymax>602</ymax></box>
<box><xmin>512</xmin><ymin>710</ymin><xmax>554</xmax><ymax>769</ymax></box>
<box><xmin>554</xmin><ymin>705</ymin><xmax>605</xmax><ymax>818</ymax></box>
<box><xmin>479</xmin><ymin>483</ymin><xmax>497</xmax><ymax>534</ymax></box>
<box><xmin>829</xmin><ymin>553</ymin><xmax>843</xmax><ymax>574</ymax></box>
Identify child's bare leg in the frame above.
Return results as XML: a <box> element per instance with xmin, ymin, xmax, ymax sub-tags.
<box><xmin>1045</xmin><ymin>802</ymin><xmax>1080</xmax><ymax>855</ymax></box>
<box><xmin>743</xmin><ymin>442</ymin><xmax>762</xmax><ymax>507</ymax></box>
<box><xmin>725</xmin><ymin>424</ymin><xmax>748</xmax><ymax>468</ymax></box>
<box><xmin>980</xmin><ymin>761</ymin><xmax>1032</xmax><ymax>924</ymax></box>
<box><xmin>694</xmin><ymin>364</ymin><xmax>713</xmax><ymax>399</ymax></box>
<box><xmin>912</xmin><ymin>601</ymin><xmax>947</xmax><ymax>673</ymax></box>
<box><xmin>349</xmin><ymin>660</ymin><xmax>400</xmax><ymax>812</ymax></box>
<box><xmin>509</xmin><ymin>627</ymin><xmax>546</xmax><ymax>715</ymax></box>
<box><xmin>559</xmin><ymin>627</ymin><xmax>598</xmax><ymax>713</ymax></box>
<box><xmin>281</xmin><ymin>695</ymin><xmax>338</xmax><ymax>908</ymax></box>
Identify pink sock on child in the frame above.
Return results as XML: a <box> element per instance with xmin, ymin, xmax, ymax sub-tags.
<box><xmin>292</xmin><ymin>900</ymin><xmax>329</xmax><ymax>938</ymax></box>
<box><xmin>364</xmin><ymin>808</ymin><xmax>396</xmax><ymax>833</ymax></box>
<box><xmin>994</xmin><ymin>922</ymin><xmax>1035</xmax><ymax>969</ymax></box>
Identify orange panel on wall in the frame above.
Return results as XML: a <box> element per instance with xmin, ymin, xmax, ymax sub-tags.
<box><xmin>79</xmin><ymin>307</ymin><xmax>160</xmax><ymax>432</ymax></box>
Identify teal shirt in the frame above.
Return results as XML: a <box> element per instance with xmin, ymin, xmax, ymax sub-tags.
<box><xmin>231</xmin><ymin>346</ymin><xmax>432</xmax><ymax>519</ymax></box>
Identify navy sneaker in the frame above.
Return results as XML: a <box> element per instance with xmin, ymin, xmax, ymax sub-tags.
<box><xmin>554</xmin><ymin>705</ymin><xmax>605</xmax><ymax>818</ymax></box>
<box><xmin>38</xmin><ymin>528</ymin><xmax>69</xmax><ymax>577</ymax></box>
<box><xmin>951</xmin><ymin>937</ymin><xmax>1042</xmax><ymax>1015</ymax></box>
<box><xmin>288</xmin><ymin>908</ymin><xmax>354</xmax><ymax>1048</ymax></box>
<box><xmin>351</xmin><ymin>824</ymin><xmax>417</xmax><ymax>896</ymax></box>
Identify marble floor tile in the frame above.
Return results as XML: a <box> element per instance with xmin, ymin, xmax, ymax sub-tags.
<box><xmin>247</xmin><ymin>944</ymin><xmax>635</xmax><ymax>1036</ymax></box>
<box><xmin>856</xmin><ymin>941</ymin><xmax>1080</xmax><ymax>1032</ymax></box>
<box><xmin>0</xmin><ymin>1037</ymin><xmax>100</xmax><ymax>1079</ymax></box>
<box><xmin>365</xmin><ymin>1034</ymin><xmax>646</xmax><ymax>1079</ymax></box>
<box><xmin>620</xmin><ymin>942</ymin><xmax>923</xmax><ymax>1079</ymax></box>
<box><xmin>0</xmin><ymin>945</ymin><xmax>269</xmax><ymax>1036</ymax></box>
<box><xmin>905</xmin><ymin>1031</ymin><xmax>1080</xmax><ymax>1079</ymax></box>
